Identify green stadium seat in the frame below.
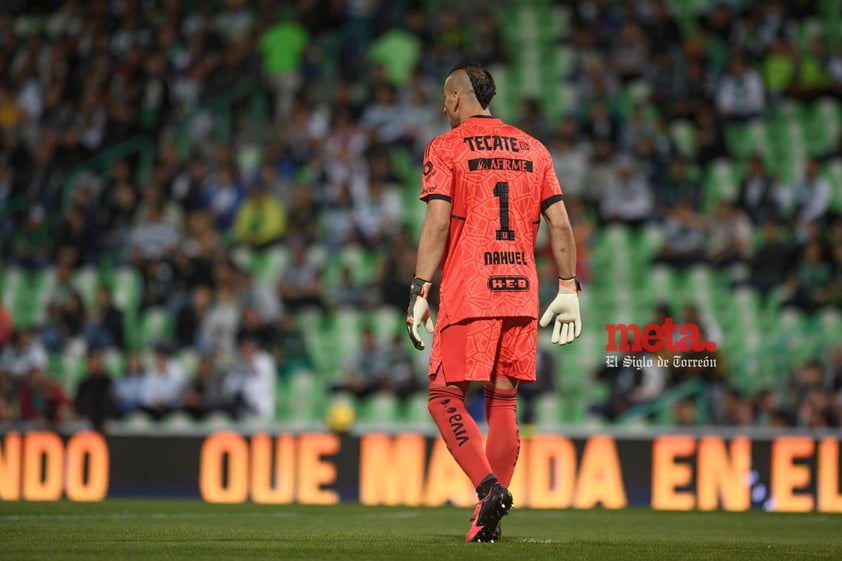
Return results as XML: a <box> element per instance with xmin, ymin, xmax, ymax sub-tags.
<box><xmin>670</xmin><ymin>119</ymin><xmax>697</xmax><ymax>158</ymax></box>
<box><xmin>806</xmin><ymin>97</ymin><xmax>841</xmax><ymax>156</ymax></box>
<box><xmin>288</xmin><ymin>371</ymin><xmax>322</xmax><ymax>424</ymax></box>
<box><xmin>230</xmin><ymin>245</ymin><xmax>256</xmax><ymax>275</ymax></box>
<box><xmin>821</xmin><ymin>158</ymin><xmax>842</xmax><ymax>212</ymax></box>
<box><xmin>119</xmin><ymin>410</ymin><xmax>155</xmax><ymax>431</ymax></box>
<box><xmin>404</xmin><ymin>392</ymin><xmax>434</xmax><ymax>429</ymax></box>
<box><xmin>102</xmin><ymin>348</ymin><xmax>125</xmax><ymax>377</ymax></box>
<box><xmin>358</xmin><ymin>391</ymin><xmax>400</xmax><ymax>426</ymax></box>
<box><xmin>162</xmin><ymin>410</ymin><xmax>196</xmax><ymax>429</ymax></box>
<box><xmin>136</xmin><ymin>306</ymin><xmax>174</xmax><ymax>349</ymax></box>
<box><xmin>59</xmin><ymin>347</ymin><xmax>87</xmax><ymax>393</ymax></box>
<box><xmin>368</xmin><ymin>305</ymin><xmax>403</xmax><ymax>344</ymax></box>
<box><xmin>72</xmin><ymin>265</ymin><xmax>100</xmax><ymax>310</ymax></box>
<box><xmin>535</xmin><ymin>393</ymin><xmax>563</xmax><ymax>428</ymax></box>
<box><xmin>175</xmin><ymin>348</ymin><xmax>199</xmax><ymax>378</ymax></box>
<box><xmin>111</xmin><ymin>266</ymin><xmax>141</xmax><ymax>317</ymax></box>
<box><xmin>703</xmin><ymin>158</ymin><xmax>740</xmax><ymax>212</ymax></box>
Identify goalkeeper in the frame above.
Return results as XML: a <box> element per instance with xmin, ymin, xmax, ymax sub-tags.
<box><xmin>406</xmin><ymin>62</ymin><xmax>581</xmax><ymax>543</ymax></box>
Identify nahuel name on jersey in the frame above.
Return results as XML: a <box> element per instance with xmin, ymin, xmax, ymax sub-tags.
<box><xmin>484</xmin><ymin>251</ymin><xmax>528</xmax><ymax>265</ymax></box>
<box><xmin>462</xmin><ymin>135</ymin><xmax>524</xmax><ymax>152</ymax></box>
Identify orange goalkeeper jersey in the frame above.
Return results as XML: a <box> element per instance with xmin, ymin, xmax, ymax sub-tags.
<box><xmin>419</xmin><ymin>115</ymin><xmax>563</xmax><ymax>328</ymax></box>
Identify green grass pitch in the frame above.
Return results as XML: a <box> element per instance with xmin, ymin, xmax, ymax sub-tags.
<box><xmin>1</xmin><ymin>500</ymin><xmax>841</xmax><ymax>560</ymax></box>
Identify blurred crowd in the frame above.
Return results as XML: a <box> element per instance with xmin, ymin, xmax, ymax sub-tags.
<box><xmin>0</xmin><ymin>0</ymin><xmax>841</xmax><ymax>430</ymax></box>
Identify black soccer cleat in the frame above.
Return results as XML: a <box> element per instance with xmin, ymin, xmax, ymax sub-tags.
<box><xmin>465</xmin><ymin>483</ymin><xmax>513</xmax><ymax>543</ymax></box>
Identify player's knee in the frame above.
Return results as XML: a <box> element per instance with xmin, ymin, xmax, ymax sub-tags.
<box><xmin>428</xmin><ymin>386</ymin><xmax>464</xmax><ymax>414</ymax></box>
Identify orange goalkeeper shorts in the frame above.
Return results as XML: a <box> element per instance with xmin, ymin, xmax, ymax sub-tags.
<box><xmin>428</xmin><ymin>317</ymin><xmax>538</xmax><ymax>384</ymax></box>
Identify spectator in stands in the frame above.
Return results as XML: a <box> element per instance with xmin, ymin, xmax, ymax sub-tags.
<box><xmin>329</xmin><ymin>265</ymin><xmax>378</xmax><ymax>311</ymax></box>
<box><xmin>202</xmin><ymin>165</ymin><xmax>245</xmax><ymax>232</ymax></box>
<box><xmin>793</xmin><ymin>361</ymin><xmax>839</xmax><ymax>427</ymax></box>
<box><xmin>736</xmin><ymin>155</ymin><xmax>784</xmax><ymax>225</ymax></box>
<box><xmin>716</xmin><ymin>54</ymin><xmax>766</xmax><ymax>122</ymax></box>
<box><xmin>829</xmin><ymin>241</ymin><xmax>842</xmax><ymax>308</ymax></box>
<box><xmin>139</xmin><ymin>343</ymin><xmax>187</xmax><ymax>421</ymax></box>
<box><xmin>366</xmin><ymin>7</ymin><xmax>423</xmax><ymax>87</ymax></box>
<box><xmin>278</xmin><ymin>174</ymin><xmax>318</xmax><ymax>244</ymax></box>
<box><xmin>517</xmin><ymin>98</ymin><xmax>553</xmax><ymax>144</ymax></box>
<box><xmin>56</xmin><ymin>186</ymin><xmax>100</xmax><ymax>265</ymax></box>
<box><xmin>672</xmin><ymin>58</ymin><xmax>718</xmax><ymax>122</ymax></box>
<box><xmin>330</xmin><ymin>326</ymin><xmax>390</xmax><ymax>400</ymax></box>
<box><xmin>271</xmin><ymin>314</ymin><xmax>313</xmax><ymax>379</ymax></box>
<box><xmin>172</xmin><ymin>212</ymin><xmax>220</xmax><ymax>294</ymax></box>
<box><xmin>376</xmin><ymin>225</ymin><xmax>418</xmax><ymax>312</ymax></box>
<box><xmin>135</xmin><ymin>182</ymin><xmax>185</xmax><ymax>237</ymax></box>
<box><xmin>354</xmin><ymin>175</ymin><xmax>402</xmax><ymax>249</ymax></box>
<box><xmin>74</xmin><ymin>347</ymin><xmax>117</xmax><ymax>431</ymax></box>
<box><xmin>129</xmin><ymin>200</ymin><xmax>181</xmax><ymax>262</ymax></box>
<box><xmin>611</xmin><ymin>21</ymin><xmax>649</xmax><ymax>85</ymax></box>
<box><xmin>97</xmin><ymin>179</ymin><xmax>139</xmax><ymax>259</ymax></box>
<box><xmin>236</xmin><ymin>266</ymin><xmax>282</xmax><ymax>324</ymax></box>
<box><xmin>83</xmin><ymin>283</ymin><xmax>125</xmax><ymax>351</ymax></box>
<box><xmin>42</xmin><ymin>289</ymin><xmax>86</xmax><ymax>353</ymax></box>
<box><xmin>235</xmin><ymin>304</ymin><xmax>277</xmax><ymax>351</ymax></box>
<box><xmin>753</xmin><ymin>387</ymin><xmax>782</xmax><ymax>427</ymax></box>
<box><xmin>825</xmin><ymin>345</ymin><xmax>842</xmax><ymax>398</ymax></box>
<box><xmin>175</xmin><ymin>284</ymin><xmax>213</xmax><ymax>352</ymax></box>
<box><xmin>359</xmin><ymin>81</ymin><xmax>416</xmax><ymax>151</ymax></box>
<box><xmin>170</xmin><ymin>155</ymin><xmax>210</xmax><ymax>214</ymax></box>
<box><xmin>0</xmin><ymin>328</ymin><xmax>48</xmax><ymax>380</ymax></box>
<box><xmin>749</xmin><ymin>219</ymin><xmax>794</xmax><ymax>299</ymax></box>
<box><xmin>582</xmin><ymin>139</ymin><xmax>616</xmax><ymax>212</ymax></box>
<box><xmin>321</xmin><ymin>184</ymin><xmax>359</xmax><ymax>250</ymax></box>
<box><xmin>782</xmin><ymin>241</ymin><xmax>832</xmax><ymax>313</ymax></box>
<box><xmin>0</xmin><ymin>286</ymin><xmax>13</xmax><ymax>348</ymax></box>
<box><xmin>652</xmin><ymin>201</ymin><xmax>707</xmax><ymax>269</ymax></box>
<box><xmin>467</xmin><ymin>11</ymin><xmax>507</xmax><ymax>67</ymax></box>
<box><xmin>114</xmin><ymin>352</ymin><xmax>145</xmax><ymax>417</ymax></box>
<box><xmin>17</xmin><ymin>366</ymin><xmax>73</xmax><ymax>428</ymax></box>
<box><xmin>693</xmin><ymin>111</ymin><xmax>729</xmax><ymax>165</ymax></box>
<box><xmin>654</xmin><ymin>157</ymin><xmax>703</xmax><ymax>215</ymax></box>
<box><xmin>381</xmin><ymin>333</ymin><xmax>420</xmax><ymax>402</ymax></box>
<box><xmin>136</xmin><ymin>256</ymin><xmax>178</xmax><ymax>311</ymax></box>
<box><xmin>224</xmin><ymin>332</ymin><xmax>276</xmax><ymax>420</ymax></box>
<box><xmin>707</xmin><ymin>201</ymin><xmax>754</xmax><ymax>268</ymax></box>
<box><xmin>673</xmin><ymin>398</ymin><xmax>698</xmax><ymax>426</ymax></box>
<box><xmin>11</xmin><ymin>206</ymin><xmax>51</xmax><ymax>270</ymax></box>
<box><xmin>599</xmin><ymin>156</ymin><xmax>654</xmax><ymax>229</ymax></box>
<box><xmin>518</xmin><ymin>346</ymin><xmax>556</xmax><ymax>426</ymax></box>
<box><xmin>549</xmin><ymin>118</ymin><xmax>589</xmax><ymax>200</ymax></box>
<box><xmin>232</xmin><ymin>181</ymin><xmax>287</xmax><ymax>249</ymax></box>
<box><xmin>258</xmin><ymin>7</ymin><xmax>309</xmax><ymax>123</ymax></box>
<box><xmin>277</xmin><ymin>243</ymin><xmax>323</xmax><ymax>312</ymax></box>
<box><xmin>762</xmin><ymin>34</ymin><xmax>797</xmax><ymax>104</ymax></box>
<box><xmin>181</xmin><ymin>354</ymin><xmax>233</xmax><ymax>421</ymax></box>
<box><xmin>789</xmin><ymin>36</ymin><xmax>832</xmax><ymax>102</ymax></box>
<box><xmin>788</xmin><ymin>157</ymin><xmax>832</xmax><ymax>236</ymax></box>
<box><xmin>582</xmin><ymin>100</ymin><xmax>621</xmax><ymax>146</ymax></box>
<box><xmin>202</xmin><ymin>284</ymin><xmax>242</xmax><ymax>360</ymax></box>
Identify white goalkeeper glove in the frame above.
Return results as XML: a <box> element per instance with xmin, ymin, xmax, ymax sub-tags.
<box><xmin>406</xmin><ymin>277</ymin><xmax>434</xmax><ymax>350</ymax></box>
<box><xmin>539</xmin><ymin>277</ymin><xmax>582</xmax><ymax>346</ymax></box>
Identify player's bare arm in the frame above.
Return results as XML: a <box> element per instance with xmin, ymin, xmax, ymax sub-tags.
<box><xmin>543</xmin><ymin>199</ymin><xmax>577</xmax><ymax>280</ymax></box>
<box><xmin>414</xmin><ymin>198</ymin><xmax>452</xmax><ymax>281</ymax></box>
<box><xmin>540</xmin><ymin>198</ymin><xmax>582</xmax><ymax>345</ymax></box>
<box><xmin>406</xmin><ymin>198</ymin><xmax>451</xmax><ymax>351</ymax></box>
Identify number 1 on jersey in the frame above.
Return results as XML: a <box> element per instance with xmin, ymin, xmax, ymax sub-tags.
<box><xmin>494</xmin><ymin>181</ymin><xmax>515</xmax><ymax>241</ymax></box>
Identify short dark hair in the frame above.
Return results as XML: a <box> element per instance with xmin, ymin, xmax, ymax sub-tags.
<box><xmin>449</xmin><ymin>62</ymin><xmax>496</xmax><ymax>109</ymax></box>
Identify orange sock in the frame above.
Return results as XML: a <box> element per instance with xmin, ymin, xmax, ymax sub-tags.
<box><xmin>428</xmin><ymin>386</ymin><xmax>494</xmax><ymax>488</ymax></box>
<box><xmin>483</xmin><ymin>385</ymin><xmax>520</xmax><ymax>487</ymax></box>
